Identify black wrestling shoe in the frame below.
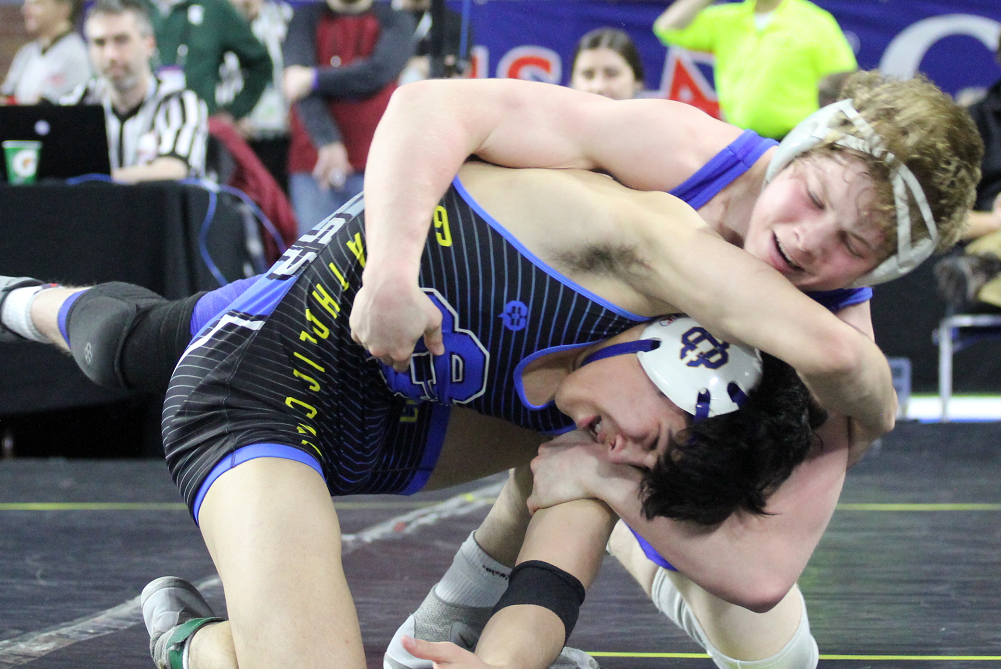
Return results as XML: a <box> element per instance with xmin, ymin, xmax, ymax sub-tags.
<box><xmin>0</xmin><ymin>276</ymin><xmax>44</xmax><ymax>343</ymax></box>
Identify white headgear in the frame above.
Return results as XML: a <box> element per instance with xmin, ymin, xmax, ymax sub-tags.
<box><xmin>582</xmin><ymin>315</ymin><xmax>763</xmax><ymax>421</ymax></box>
<box><xmin>765</xmin><ymin>99</ymin><xmax>937</xmax><ymax>287</ymax></box>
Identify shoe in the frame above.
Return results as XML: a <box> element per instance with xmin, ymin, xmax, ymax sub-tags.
<box><xmin>141</xmin><ymin>576</ymin><xmax>222</xmax><ymax>669</ymax></box>
<box><xmin>933</xmin><ymin>253</ymin><xmax>1001</xmax><ymax>312</ymax></box>
<box><xmin>552</xmin><ymin>648</ymin><xmax>599</xmax><ymax>669</ymax></box>
<box><xmin>384</xmin><ymin>588</ymin><xmax>599</xmax><ymax>669</ymax></box>
<box><xmin>0</xmin><ymin>276</ymin><xmax>43</xmax><ymax>343</ymax></box>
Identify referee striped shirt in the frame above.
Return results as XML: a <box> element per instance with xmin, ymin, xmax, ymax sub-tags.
<box><xmin>63</xmin><ymin>75</ymin><xmax>208</xmax><ymax>178</ymax></box>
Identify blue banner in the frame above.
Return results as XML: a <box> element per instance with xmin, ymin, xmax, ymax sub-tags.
<box><xmin>452</xmin><ymin>0</ymin><xmax>1000</xmax><ymax>110</ymax></box>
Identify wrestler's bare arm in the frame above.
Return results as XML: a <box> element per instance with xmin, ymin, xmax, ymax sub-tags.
<box><xmin>404</xmin><ymin>498</ymin><xmax>617</xmax><ymax>669</ymax></box>
<box><xmin>584</xmin><ymin>190</ymin><xmax>895</xmax><ymax>439</ymax></box>
<box><xmin>352</xmin><ymin>79</ymin><xmax>737</xmax><ymax>368</ymax></box>
<box><xmin>824</xmin><ymin>300</ymin><xmax>888</xmax><ymax>464</ymax></box>
<box><xmin>475</xmin><ymin>500</ymin><xmax>615</xmax><ymax>669</ymax></box>
<box><xmin>527</xmin><ymin>418</ymin><xmax>849</xmax><ymax>612</ymax></box>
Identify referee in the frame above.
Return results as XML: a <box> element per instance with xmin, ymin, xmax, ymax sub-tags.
<box><xmin>62</xmin><ymin>0</ymin><xmax>209</xmax><ymax>183</ymax></box>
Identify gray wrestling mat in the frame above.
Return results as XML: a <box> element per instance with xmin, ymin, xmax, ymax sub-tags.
<box><xmin>1</xmin><ymin>421</ymin><xmax>999</xmax><ymax>668</ymax></box>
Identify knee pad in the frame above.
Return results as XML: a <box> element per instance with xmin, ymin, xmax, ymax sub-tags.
<box><xmin>650</xmin><ymin>568</ymin><xmax>713</xmax><ymax>650</ymax></box>
<box><xmin>67</xmin><ymin>283</ymin><xmax>200</xmax><ymax>392</ymax></box>
<box><xmin>651</xmin><ymin>570</ymin><xmax>818</xmax><ymax>669</ymax></box>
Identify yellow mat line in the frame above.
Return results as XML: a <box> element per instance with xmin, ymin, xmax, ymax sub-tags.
<box><xmin>589</xmin><ymin>652</ymin><xmax>1001</xmax><ymax>661</ymax></box>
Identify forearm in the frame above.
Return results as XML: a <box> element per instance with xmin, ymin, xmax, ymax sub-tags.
<box><xmin>475</xmin><ymin>607</ymin><xmax>564</xmax><ymax>669</ymax></box>
<box><xmin>474</xmin><ymin>501</ymin><xmax>615</xmax><ymax>669</ymax></box>
<box><xmin>796</xmin><ymin>347</ymin><xmax>895</xmax><ymax>440</ymax></box>
<box><xmin>363</xmin><ymin>80</ymin><xmax>495</xmax><ymax>284</ymax></box>
<box><xmin>631</xmin><ymin>219</ymin><xmax>895</xmax><ymax>435</ymax></box>
<box><xmin>219</xmin><ymin>5</ymin><xmax>273</xmax><ymax>119</ymax></box>
<box><xmin>296</xmin><ymin>97</ymin><xmax>343</xmax><ymax>148</ymax></box>
<box><xmin>228</xmin><ymin>56</ymin><xmax>271</xmax><ymax>119</ymax></box>
<box><xmin>596</xmin><ymin>430</ymin><xmax>848</xmax><ymax>611</ymax></box>
<box><xmin>653</xmin><ymin>0</ymin><xmax>713</xmax><ymax>34</ymax></box>
<box><xmin>113</xmin><ymin>157</ymin><xmax>188</xmax><ymax>183</ymax></box>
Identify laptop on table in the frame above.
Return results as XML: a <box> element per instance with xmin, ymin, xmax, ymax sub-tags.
<box><xmin>0</xmin><ymin>104</ymin><xmax>111</xmax><ymax>182</ymax></box>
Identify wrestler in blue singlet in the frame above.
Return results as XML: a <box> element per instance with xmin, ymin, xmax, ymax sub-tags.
<box><xmin>149</xmin><ymin>131</ymin><xmax>870</xmax><ymax>537</ymax></box>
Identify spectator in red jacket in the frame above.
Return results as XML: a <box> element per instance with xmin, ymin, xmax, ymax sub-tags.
<box><xmin>281</xmin><ymin>0</ymin><xmax>414</xmax><ymax>234</ymax></box>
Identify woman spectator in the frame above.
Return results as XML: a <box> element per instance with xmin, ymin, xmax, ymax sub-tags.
<box><xmin>568</xmin><ymin>28</ymin><xmax>644</xmax><ymax>100</ymax></box>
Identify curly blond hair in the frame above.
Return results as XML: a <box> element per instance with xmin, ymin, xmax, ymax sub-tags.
<box><xmin>807</xmin><ymin>71</ymin><xmax>982</xmax><ymax>255</ymax></box>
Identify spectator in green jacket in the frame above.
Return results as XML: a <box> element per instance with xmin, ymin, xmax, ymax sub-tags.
<box><xmin>654</xmin><ymin>0</ymin><xmax>856</xmax><ymax>139</ymax></box>
<box><xmin>144</xmin><ymin>0</ymin><xmax>272</xmax><ymax>120</ymax></box>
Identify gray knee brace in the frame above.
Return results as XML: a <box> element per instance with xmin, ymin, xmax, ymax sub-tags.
<box><xmin>66</xmin><ymin>282</ymin><xmax>200</xmax><ymax>393</ymax></box>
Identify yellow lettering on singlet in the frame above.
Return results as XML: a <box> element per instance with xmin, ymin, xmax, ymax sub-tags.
<box><xmin>328</xmin><ymin>262</ymin><xmax>349</xmax><ymax>290</ymax></box>
<box><xmin>293</xmin><ymin>351</ymin><xmax>325</xmax><ymax>373</ymax></box>
<box><xmin>399</xmin><ymin>399</ymin><xmax>420</xmax><ymax>424</ymax></box>
<box><xmin>293</xmin><ymin>369</ymin><xmax>320</xmax><ymax>392</ymax></box>
<box><xmin>311</xmin><ymin>283</ymin><xmax>341</xmax><ymax>319</ymax></box>
<box><xmin>300</xmin><ymin>330</ymin><xmax>317</xmax><ymax>345</ymax></box>
<box><xmin>434</xmin><ymin>206</ymin><xmax>453</xmax><ymax>247</ymax></box>
<box><xmin>300</xmin><ymin>440</ymin><xmax>322</xmax><ymax>458</ymax></box>
<box><xmin>295</xmin><ymin>426</ymin><xmax>321</xmax><ymax>457</ymax></box>
<box><xmin>305</xmin><ymin>308</ymin><xmax>330</xmax><ymax>338</ymax></box>
<box><xmin>285</xmin><ymin>396</ymin><xmax>317</xmax><ymax>419</ymax></box>
<box><xmin>346</xmin><ymin>232</ymin><xmax>366</xmax><ymax>267</ymax></box>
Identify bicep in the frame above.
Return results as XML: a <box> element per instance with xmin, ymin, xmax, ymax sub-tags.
<box><xmin>468</xmin><ymin>80</ymin><xmax>740</xmax><ymax>191</ymax></box>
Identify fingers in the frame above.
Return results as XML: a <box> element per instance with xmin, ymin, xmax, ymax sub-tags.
<box><xmin>361</xmin><ymin>344</ymin><xmax>414</xmax><ymax>372</ymax></box>
<box><xmin>526</xmin><ymin>492</ymin><xmax>541</xmax><ymax>515</ymax></box>
<box><xmin>312</xmin><ymin>157</ymin><xmax>331</xmax><ymax>191</ymax></box>
<box><xmin>401</xmin><ymin>635</ymin><xmax>476</xmax><ymax>667</ymax></box>
<box><xmin>423</xmin><ymin>326</ymin><xmax>445</xmax><ymax>357</ymax></box>
<box><xmin>388</xmin><ymin>354</ymin><xmax>412</xmax><ymax>372</ymax></box>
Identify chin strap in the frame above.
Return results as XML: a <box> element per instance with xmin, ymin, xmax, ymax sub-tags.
<box><xmin>580</xmin><ymin>339</ymin><xmax>658</xmax><ymax>367</ymax></box>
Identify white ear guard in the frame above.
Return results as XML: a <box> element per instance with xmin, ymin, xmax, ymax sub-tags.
<box><xmin>765</xmin><ymin>99</ymin><xmax>938</xmax><ymax>287</ymax></box>
<box><xmin>581</xmin><ymin>315</ymin><xmax>763</xmax><ymax>422</ymax></box>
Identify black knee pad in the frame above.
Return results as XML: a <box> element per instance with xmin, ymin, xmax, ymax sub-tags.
<box><xmin>67</xmin><ymin>283</ymin><xmax>202</xmax><ymax>392</ymax></box>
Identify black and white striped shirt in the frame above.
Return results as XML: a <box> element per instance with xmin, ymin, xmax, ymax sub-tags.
<box><xmin>63</xmin><ymin>75</ymin><xmax>208</xmax><ymax>177</ymax></box>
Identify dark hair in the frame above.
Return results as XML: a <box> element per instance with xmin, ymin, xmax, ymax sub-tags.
<box><xmin>639</xmin><ymin>353</ymin><xmax>828</xmax><ymax>526</ymax></box>
<box><xmin>572</xmin><ymin>28</ymin><xmax>645</xmax><ymax>85</ymax></box>
<box><xmin>86</xmin><ymin>0</ymin><xmax>154</xmax><ymax>35</ymax></box>
<box><xmin>58</xmin><ymin>0</ymin><xmax>84</xmax><ymax>25</ymax></box>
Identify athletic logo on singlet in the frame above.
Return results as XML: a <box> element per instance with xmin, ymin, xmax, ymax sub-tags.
<box><xmin>499</xmin><ymin>300</ymin><xmax>529</xmax><ymax>332</ymax></box>
<box><xmin>678</xmin><ymin>327</ymin><xmax>730</xmax><ymax>369</ymax></box>
<box><xmin>383</xmin><ymin>289</ymin><xmax>489</xmax><ymax>405</ymax></box>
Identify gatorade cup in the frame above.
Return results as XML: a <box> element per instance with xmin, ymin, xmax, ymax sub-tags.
<box><xmin>3</xmin><ymin>140</ymin><xmax>42</xmax><ymax>185</ymax></box>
